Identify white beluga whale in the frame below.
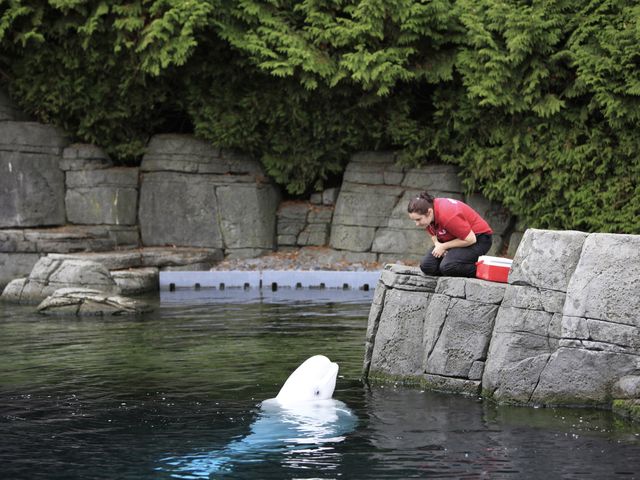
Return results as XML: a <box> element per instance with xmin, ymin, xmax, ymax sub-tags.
<box><xmin>273</xmin><ymin>354</ymin><xmax>339</xmax><ymax>404</ymax></box>
<box><xmin>159</xmin><ymin>355</ymin><xmax>357</xmax><ymax>478</ymax></box>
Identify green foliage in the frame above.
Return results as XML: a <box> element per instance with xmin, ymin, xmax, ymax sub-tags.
<box><xmin>0</xmin><ymin>0</ymin><xmax>638</xmax><ymax>232</ymax></box>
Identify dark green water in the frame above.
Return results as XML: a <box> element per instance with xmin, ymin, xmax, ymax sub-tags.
<box><xmin>1</xmin><ymin>288</ymin><xmax>639</xmax><ymax>479</ymax></box>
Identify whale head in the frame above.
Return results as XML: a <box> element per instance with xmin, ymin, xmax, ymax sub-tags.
<box><xmin>274</xmin><ymin>355</ymin><xmax>339</xmax><ymax>405</ymax></box>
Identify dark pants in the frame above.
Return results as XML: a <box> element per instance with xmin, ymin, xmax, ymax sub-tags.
<box><xmin>420</xmin><ymin>234</ymin><xmax>493</xmax><ymax>278</ymax></box>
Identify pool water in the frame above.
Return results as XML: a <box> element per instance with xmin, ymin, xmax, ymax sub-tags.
<box><xmin>1</xmin><ymin>288</ymin><xmax>639</xmax><ymax>479</ymax></box>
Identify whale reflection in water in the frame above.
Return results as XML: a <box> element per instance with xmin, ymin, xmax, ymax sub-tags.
<box><xmin>159</xmin><ymin>356</ymin><xmax>357</xmax><ymax>477</ymax></box>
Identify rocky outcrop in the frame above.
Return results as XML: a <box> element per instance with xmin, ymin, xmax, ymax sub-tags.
<box><xmin>37</xmin><ymin>288</ymin><xmax>152</xmax><ymax>316</ymax></box>
<box><xmin>365</xmin><ymin>229</ymin><xmax>640</xmax><ymax>411</ymax></box>
<box><xmin>138</xmin><ymin>134</ymin><xmax>280</xmax><ymax>257</ymax></box>
<box><xmin>1</xmin><ymin>257</ymin><xmax>118</xmax><ymax>304</ymax></box>
<box><xmin>365</xmin><ymin>265</ymin><xmax>505</xmax><ymax>396</ymax></box>
<box><xmin>0</xmin><ymin>122</ymin><xmax>67</xmax><ymax>227</ymax></box>
<box><xmin>66</xmin><ymin>167</ymin><xmax>139</xmax><ymax>226</ymax></box>
<box><xmin>277</xmin><ymin>201</ymin><xmax>334</xmax><ymax>247</ymax></box>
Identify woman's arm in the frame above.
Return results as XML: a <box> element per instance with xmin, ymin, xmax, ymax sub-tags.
<box><xmin>432</xmin><ymin>231</ymin><xmax>476</xmax><ymax>257</ymax></box>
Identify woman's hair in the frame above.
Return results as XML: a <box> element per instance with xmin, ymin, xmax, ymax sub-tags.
<box><xmin>407</xmin><ymin>191</ymin><xmax>434</xmax><ymax>214</ymax></box>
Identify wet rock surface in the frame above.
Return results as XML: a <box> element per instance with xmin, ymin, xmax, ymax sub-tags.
<box><xmin>37</xmin><ymin>287</ymin><xmax>152</xmax><ymax>316</ymax></box>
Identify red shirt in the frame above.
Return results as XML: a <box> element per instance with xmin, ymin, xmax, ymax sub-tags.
<box><xmin>427</xmin><ymin>198</ymin><xmax>492</xmax><ymax>242</ymax></box>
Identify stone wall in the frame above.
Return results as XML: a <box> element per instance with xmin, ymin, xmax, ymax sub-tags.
<box><xmin>138</xmin><ymin>134</ymin><xmax>280</xmax><ymax>258</ymax></box>
<box><xmin>1</xmin><ymin>91</ymin><xmax>521</xmax><ymax>289</ymax></box>
<box><xmin>328</xmin><ymin>152</ymin><xmax>514</xmax><ymax>264</ymax></box>
<box><xmin>365</xmin><ymin>228</ymin><xmax>640</xmax><ymax>410</ymax></box>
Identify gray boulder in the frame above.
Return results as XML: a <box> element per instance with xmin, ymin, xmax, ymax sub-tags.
<box><xmin>60</xmin><ymin>144</ymin><xmax>113</xmax><ymax>171</ymax></box>
<box><xmin>0</xmin><ymin>122</ymin><xmax>67</xmax><ymax>227</ymax></box>
<box><xmin>343</xmin><ymin>151</ymin><xmax>404</xmax><ymax>185</ymax></box>
<box><xmin>613</xmin><ymin>376</ymin><xmax>640</xmax><ymax>399</ymax></box>
<box><xmin>66</xmin><ymin>167</ymin><xmax>139</xmax><ymax>225</ymax></box>
<box><xmin>528</xmin><ymin>233</ymin><xmax>640</xmax><ymax>406</ymax></box>
<box><xmin>1</xmin><ymin>256</ymin><xmax>118</xmax><ymax>303</ymax></box>
<box><xmin>217</xmin><ymin>182</ymin><xmax>280</xmax><ymax>253</ymax></box>
<box><xmin>111</xmin><ymin>268</ymin><xmax>159</xmax><ymax>295</ymax></box>
<box><xmin>0</xmin><ymin>225</ymin><xmax>140</xmax><ymax>254</ymax></box>
<box><xmin>0</xmin><ymin>253</ymin><xmax>41</xmax><ymax>289</ymax></box>
<box><xmin>37</xmin><ymin>288</ymin><xmax>152</xmax><ymax>316</ymax></box>
<box><xmin>139</xmin><ymin>134</ymin><xmax>279</xmax><ymax>253</ymax></box>
<box><xmin>139</xmin><ymin>172</ymin><xmax>225</xmax><ymax>248</ymax></box>
<box><xmin>368</xmin><ymin>287</ymin><xmax>432</xmax><ymax>377</ymax></box>
<box><xmin>563</xmin><ymin>233</ymin><xmax>640</xmax><ymax>324</ymax></box>
<box><xmin>402</xmin><ymin>164</ymin><xmax>463</xmax><ymax>194</ymax></box>
<box><xmin>331</xmin><ymin>182</ymin><xmax>405</xmax><ymax>229</ymax></box>
<box><xmin>141</xmin><ymin>134</ymin><xmax>264</xmax><ymax>176</ymax></box>
<box><xmin>509</xmin><ymin>228</ymin><xmax>588</xmax><ymax>291</ymax></box>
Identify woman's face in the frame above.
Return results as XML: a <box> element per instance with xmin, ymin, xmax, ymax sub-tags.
<box><xmin>409</xmin><ymin>209</ymin><xmax>433</xmax><ymax>228</ymax></box>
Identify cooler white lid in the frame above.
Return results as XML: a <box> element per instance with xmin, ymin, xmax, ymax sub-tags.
<box><xmin>477</xmin><ymin>255</ymin><xmax>513</xmax><ymax>266</ymax></box>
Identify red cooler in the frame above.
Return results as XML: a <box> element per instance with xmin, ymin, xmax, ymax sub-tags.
<box><xmin>475</xmin><ymin>256</ymin><xmax>513</xmax><ymax>283</ymax></box>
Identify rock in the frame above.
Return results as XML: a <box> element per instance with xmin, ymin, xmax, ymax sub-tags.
<box><xmin>216</xmin><ymin>183</ymin><xmax>280</xmax><ymax>250</ymax></box>
<box><xmin>295</xmin><ymin>247</ymin><xmax>378</xmax><ymax>269</ymax></box>
<box><xmin>0</xmin><ymin>253</ymin><xmax>41</xmax><ymax>289</ymax></box>
<box><xmin>277</xmin><ymin>202</ymin><xmax>309</xmax><ymax>246</ymax></box>
<box><xmin>140</xmin><ymin>247</ymin><xmax>223</xmax><ymax>268</ymax></box>
<box><xmin>297</xmin><ymin>223</ymin><xmax>329</xmax><ymax>246</ymax></box>
<box><xmin>139</xmin><ymin>134</ymin><xmax>278</xmax><ymax>253</ymax></box>
<box><xmin>331</xmin><ymin>182</ymin><xmax>404</xmax><ymax>229</ymax></box>
<box><xmin>563</xmin><ymin>233</ymin><xmax>640</xmax><ymax>324</ymax></box>
<box><xmin>307</xmin><ymin>205</ymin><xmax>333</xmax><ymax>224</ymax></box>
<box><xmin>49</xmin><ymin>251</ymin><xmax>144</xmax><ymax>270</ymax></box>
<box><xmin>60</xmin><ymin>144</ymin><xmax>113</xmax><ymax>171</ymax></box>
<box><xmin>0</xmin><ymin>121</ymin><xmax>66</xmax><ymax>155</ymax></box>
<box><xmin>1</xmin><ymin>257</ymin><xmax>118</xmax><ymax>303</ymax></box>
<box><xmin>423</xmin><ymin>295</ymin><xmax>498</xmax><ymax>378</ymax></box>
<box><xmin>330</xmin><ymin>224</ymin><xmax>377</xmax><ymax>252</ymax></box>
<box><xmin>0</xmin><ymin>122</ymin><xmax>67</xmax><ymax>227</ymax></box>
<box><xmin>509</xmin><ymin>229</ymin><xmax>588</xmax><ymax>291</ymax></box>
<box><xmin>507</xmin><ymin>230</ymin><xmax>525</xmax><ymax>258</ymax></box>
<box><xmin>528</xmin><ymin>232</ymin><xmax>640</xmax><ymax>406</ymax></box>
<box><xmin>322</xmin><ymin>187</ymin><xmax>339</xmax><ymax>206</ymax></box>
<box><xmin>0</xmin><ymin>225</ymin><xmax>140</xmax><ymax>253</ymax></box>
<box><xmin>372</xmin><ymin>190</ymin><xmax>432</xmax><ymax>256</ymax></box>
<box><xmin>343</xmin><ymin>151</ymin><xmax>404</xmax><ymax>185</ymax></box>
<box><xmin>37</xmin><ymin>288</ymin><xmax>152</xmax><ymax>316</ymax></box>
<box><xmin>65</xmin><ymin>167</ymin><xmax>139</xmax><ymax>225</ymax></box>
<box><xmin>530</xmin><ymin>347</ymin><xmax>635</xmax><ymax>406</ymax></box>
<box><xmin>141</xmin><ymin>134</ymin><xmax>264</xmax><ymax>176</ymax></box>
<box><xmin>368</xmin><ymin>287</ymin><xmax>432</xmax><ymax>376</ymax></box>
<box><xmin>402</xmin><ymin>164</ymin><xmax>464</xmax><ymax>194</ymax></box>
<box><xmin>612</xmin><ymin>376</ymin><xmax>640</xmax><ymax>400</ymax></box>
<box><xmin>111</xmin><ymin>268</ymin><xmax>159</xmax><ymax>295</ymax></box>
<box><xmin>139</xmin><ymin>171</ymin><xmax>225</xmax><ymax>248</ymax></box>
<box><xmin>379</xmin><ymin>264</ymin><xmax>438</xmax><ymax>292</ymax></box>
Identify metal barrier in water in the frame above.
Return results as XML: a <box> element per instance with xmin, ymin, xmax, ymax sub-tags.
<box><xmin>160</xmin><ymin>270</ymin><xmax>381</xmax><ymax>292</ymax></box>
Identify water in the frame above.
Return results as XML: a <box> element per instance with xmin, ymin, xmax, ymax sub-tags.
<box><xmin>1</xmin><ymin>288</ymin><xmax>639</xmax><ymax>479</ymax></box>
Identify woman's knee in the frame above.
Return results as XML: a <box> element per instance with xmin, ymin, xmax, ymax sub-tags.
<box><xmin>440</xmin><ymin>260</ymin><xmax>474</xmax><ymax>278</ymax></box>
<box><xmin>420</xmin><ymin>254</ymin><xmax>440</xmax><ymax>276</ymax></box>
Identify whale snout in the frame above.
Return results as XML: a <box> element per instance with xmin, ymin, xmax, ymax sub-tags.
<box><xmin>275</xmin><ymin>355</ymin><xmax>340</xmax><ymax>404</ymax></box>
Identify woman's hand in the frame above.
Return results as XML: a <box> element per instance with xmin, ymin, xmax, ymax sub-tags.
<box><xmin>432</xmin><ymin>240</ymin><xmax>447</xmax><ymax>258</ymax></box>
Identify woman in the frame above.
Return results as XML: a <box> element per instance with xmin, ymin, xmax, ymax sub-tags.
<box><xmin>407</xmin><ymin>191</ymin><xmax>493</xmax><ymax>278</ymax></box>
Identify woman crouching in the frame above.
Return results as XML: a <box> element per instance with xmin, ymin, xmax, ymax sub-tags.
<box><xmin>408</xmin><ymin>191</ymin><xmax>493</xmax><ymax>278</ymax></box>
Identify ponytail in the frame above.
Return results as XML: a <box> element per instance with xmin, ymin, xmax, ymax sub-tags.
<box><xmin>407</xmin><ymin>191</ymin><xmax>434</xmax><ymax>214</ymax></box>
